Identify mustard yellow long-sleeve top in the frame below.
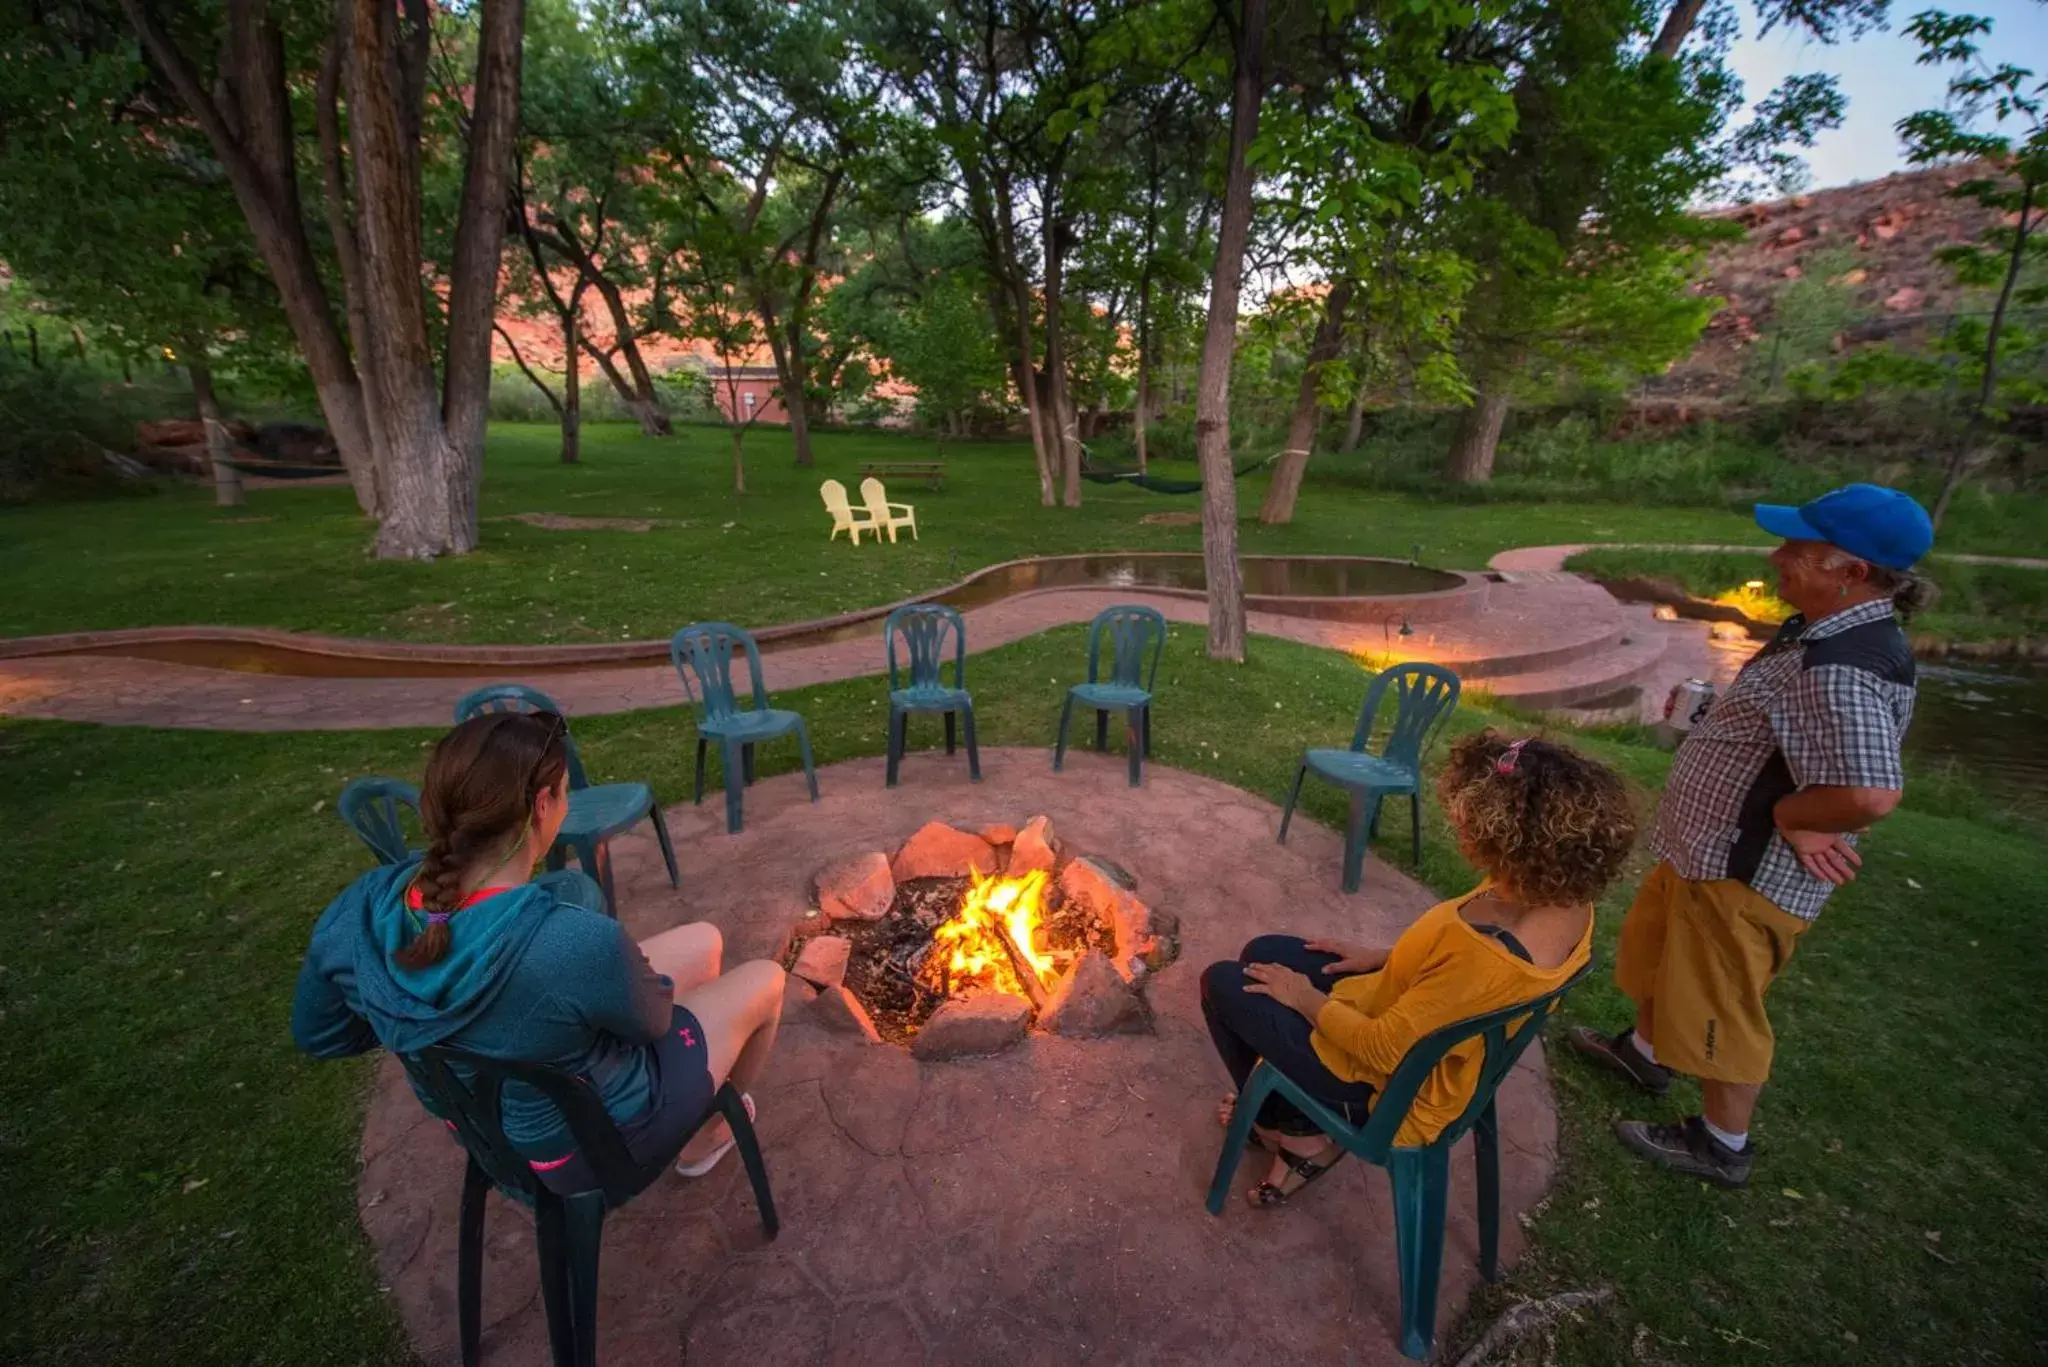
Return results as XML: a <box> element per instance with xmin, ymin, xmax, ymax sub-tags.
<box><xmin>1310</xmin><ymin>886</ymin><xmax>1592</xmax><ymax>1146</ymax></box>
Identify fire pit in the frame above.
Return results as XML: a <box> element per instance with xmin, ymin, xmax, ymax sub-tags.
<box><xmin>782</xmin><ymin>815</ymin><xmax>1180</xmax><ymax>1059</ymax></box>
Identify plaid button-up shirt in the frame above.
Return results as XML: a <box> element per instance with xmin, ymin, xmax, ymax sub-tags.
<box><xmin>1650</xmin><ymin>597</ymin><xmax>1915</xmax><ymax>921</ymax></box>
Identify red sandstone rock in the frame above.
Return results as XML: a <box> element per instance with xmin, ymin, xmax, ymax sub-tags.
<box><xmin>1058</xmin><ymin>857</ymin><xmax>1176</xmax><ymax>975</ymax></box>
<box><xmin>911</xmin><ymin>992</ymin><xmax>1031</xmax><ymax>1059</ymax></box>
<box><xmin>1008</xmin><ymin>814</ymin><xmax>1059</xmax><ymax>875</ymax></box>
<box><xmin>1057</xmin><ymin>856</ymin><xmax>1125</xmax><ymax>922</ymax></box>
<box><xmin>1883</xmin><ymin>285</ymin><xmax>1924</xmax><ymax>313</ymax></box>
<box><xmin>793</xmin><ymin>935</ymin><xmax>852</xmax><ymax>990</ymax></box>
<box><xmin>1042</xmin><ymin>951</ymin><xmax>1144</xmax><ymax>1036</ymax></box>
<box><xmin>815</xmin><ymin>852</ymin><xmax>894</xmax><ymax>921</ymax></box>
<box><xmin>135</xmin><ymin>418</ymin><xmax>253</xmax><ymax>447</ymax></box>
<box><xmin>891</xmin><ymin>822</ymin><xmax>995</xmax><ymax>881</ymax></box>
<box><xmin>812</xmin><ymin>985</ymin><xmax>882</xmax><ymax>1043</ymax></box>
<box><xmin>978</xmin><ymin>823</ymin><xmax>1018</xmax><ymax>846</ymax></box>
<box><xmin>1774</xmin><ymin>226</ymin><xmax>1805</xmax><ymax>246</ymax></box>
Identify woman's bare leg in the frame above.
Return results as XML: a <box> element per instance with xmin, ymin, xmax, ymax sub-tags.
<box><xmin>639</xmin><ymin>922</ymin><xmax>723</xmax><ymax>994</ymax></box>
<box><xmin>672</xmin><ymin>960</ymin><xmax>785</xmax><ymax>1164</ymax></box>
<box><xmin>680</xmin><ymin>959</ymin><xmax>785</xmax><ymax>1092</ymax></box>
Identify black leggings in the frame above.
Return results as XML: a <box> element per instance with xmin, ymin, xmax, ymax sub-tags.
<box><xmin>1199</xmin><ymin>934</ymin><xmax>1376</xmax><ymax>1136</ymax></box>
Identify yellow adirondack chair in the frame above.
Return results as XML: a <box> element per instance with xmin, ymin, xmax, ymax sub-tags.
<box><xmin>820</xmin><ymin>479</ymin><xmax>878</xmax><ymax>545</ymax></box>
<box><xmin>859</xmin><ymin>477</ymin><xmax>918</xmax><ymax>543</ymax></box>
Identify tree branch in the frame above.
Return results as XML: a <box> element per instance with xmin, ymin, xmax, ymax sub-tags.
<box><xmin>495</xmin><ymin>322</ymin><xmax>562</xmax><ymax>414</ymax></box>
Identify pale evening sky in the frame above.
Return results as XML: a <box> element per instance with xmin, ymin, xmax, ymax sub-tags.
<box><xmin>1723</xmin><ymin>0</ymin><xmax>2048</xmax><ymax>192</ymax></box>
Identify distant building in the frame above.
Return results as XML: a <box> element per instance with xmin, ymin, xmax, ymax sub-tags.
<box><xmin>698</xmin><ymin>362</ymin><xmax>787</xmax><ymax>424</ymax></box>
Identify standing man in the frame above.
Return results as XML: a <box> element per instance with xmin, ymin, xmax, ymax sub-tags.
<box><xmin>1571</xmin><ymin>484</ymin><xmax>1935</xmax><ymax>1188</ymax></box>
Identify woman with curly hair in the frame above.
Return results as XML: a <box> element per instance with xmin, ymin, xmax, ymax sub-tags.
<box><xmin>292</xmin><ymin>711</ymin><xmax>786</xmax><ymax>1192</ymax></box>
<box><xmin>1201</xmin><ymin>729</ymin><xmax>1637</xmax><ymax>1206</ymax></box>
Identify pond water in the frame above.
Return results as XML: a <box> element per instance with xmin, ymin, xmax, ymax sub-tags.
<box><xmin>1907</xmin><ymin>660</ymin><xmax>2048</xmax><ymax>802</ymax></box>
<box><xmin>938</xmin><ymin>554</ymin><xmax>1463</xmax><ymax>611</ymax></box>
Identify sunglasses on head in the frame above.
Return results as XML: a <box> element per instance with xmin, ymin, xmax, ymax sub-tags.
<box><xmin>503</xmin><ymin>709</ymin><xmax>566</xmax><ymax>788</ymax></box>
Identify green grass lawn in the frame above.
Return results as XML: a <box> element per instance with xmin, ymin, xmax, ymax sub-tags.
<box><xmin>5</xmin><ymin>625</ymin><xmax>2042</xmax><ymax>1365</ymax></box>
<box><xmin>1565</xmin><ymin>546</ymin><xmax>2048</xmax><ymax>643</ymax></box>
<box><xmin>0</xmin><ymin>421</ymin><xmax>1831</xmax><ymax>643</ymax></box>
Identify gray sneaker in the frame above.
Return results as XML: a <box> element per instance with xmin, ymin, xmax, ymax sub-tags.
<box><xmin>1567</xmin><ymin>1026</ymin><xmax>1673</xmax><ymax>1096</ymax></box>
<box><xmin>1615</xmin><ymin>1115</ymin><xmax>1753</xmax><ymax>1189</ymax></box>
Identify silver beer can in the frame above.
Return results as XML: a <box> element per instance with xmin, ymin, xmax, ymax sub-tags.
<box><xmin>1664</xmin><ymin>678</ymin><xmax>1717</xmax><ymax>733</ymax></box>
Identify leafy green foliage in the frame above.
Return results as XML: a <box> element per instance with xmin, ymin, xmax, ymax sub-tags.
<box><xmin>0</xmin><ymin>6</ymin><xmax>294</xmax><ymax>382</ymax></box>
<box><xmin>1896</xmin><ymin>8</ymin><xmax>2048</xmax><ymax>423</ymax></box>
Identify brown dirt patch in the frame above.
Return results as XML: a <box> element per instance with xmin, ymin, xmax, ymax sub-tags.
<box><xmin>491</xmin><ymin>512</ymin><xmax>688</xmax><ymax>533</ymax></box>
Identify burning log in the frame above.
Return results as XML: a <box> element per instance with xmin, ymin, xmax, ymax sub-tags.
<box><xmin>995</xmin><ymin>919</ymin><xmax>1051</xmax><ymax>1011</ymax></box>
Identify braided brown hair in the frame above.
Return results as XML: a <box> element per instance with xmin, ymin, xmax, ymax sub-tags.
<box><xmin>1436</xmin><ymin>729</ymin><xmax>1638</xmax><ymax>907</ymax></box>
<box><xmin>394</xmin><ymin>712</ymin><xmax>569</xmax><ymax>970</ymax></box>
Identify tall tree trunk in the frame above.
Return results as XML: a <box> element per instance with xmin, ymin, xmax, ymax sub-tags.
<box><xmin>1134</xmin><ymin>367</ymin><xmax>1151</xmax><ymax>471</ymax></box>
<box><xmin>1041</xmin><ymin>208</ymin><xmax>1081</xmax><ymax>508</ymax></box>
<box><xmin>125</xmin><ymin>0</ymin><xmax>380</xmax><ymax>516</ymax></box>
<box><xmin>778</xmin><ymin>167</ymin><xmax>842</xmax><ymax>469</ymax></box>
<box><xmin>1932</xmin><ymin>184</ymin><xmax>2032</xmax><ymax>527</ymax></box>
<box><xmin>189</xmin><ymin>356</ymin><xmax>244</xmax><ymax>508</ymax></box>
<box><xmin>730</xmin><ymin>427</ymin><xmax>746</xmax><ymax>494</ymax></box>
<box><xmin>1259</xmin><ymin>277</ymin><xmax>1354</xmax><ymax>524</ymax></box>
<box><xmin>561</xmin><ymin>299</ymin><xmax>581</xmax><ymax>465</ymax></box>
<box><xmin>785</xmin><ymin>369</ymin><xmax>815</xmax><ymax>465</ymax></box>
<box><xmin>1341</xmin><ymin>378</ymin><xmax>1368</xmax><ymax>452</ymax></box>
<box><xmin>1446</xmin><ymin>379</ymin><xmax>1513</xmax><ymax>484</ymax></box>
<box><xmin>1194</xmin><ymin>0</ymin><xmax>1267</xmax><ymax>663</ymax></box>
<box><xmin>1651</xmin><ymin>0</ymin><xmax>1706</xmax><ymax>58</ymax></box>
<box><xmin>995</xmin><ymin>279</ymin><xmax>1056</xmax><ymax>507</ymax></box>
<box><xmin>123</xmin><ymin>0</ymin><xmax>521</xmax><ymax>541</ymax></box>
<box><xmin>1015</xmin><ymin>355</ymin><xmax>1056</xmax><ymax>504</ymax></box>
<box><xmin>760</xmin><ymin>313</ymin><xmax>816</xmax><ymax>466</ymax></box>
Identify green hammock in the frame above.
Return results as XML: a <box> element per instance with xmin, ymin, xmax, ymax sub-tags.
<box><xmin>1078</xmin><ymin>448</ymin><xmax>1278</xmax><ymax>495</ymax></box>
<box><xmin>216</xmin><ymin>456</ymin><xmax>346</xmax><ymax>480</ymax></box>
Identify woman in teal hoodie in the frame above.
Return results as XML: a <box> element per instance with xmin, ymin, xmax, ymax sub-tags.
<box><xmin>292</xmin><ymin>711</ymin><xmax>786</xmax><ymax>1191</ymax></box>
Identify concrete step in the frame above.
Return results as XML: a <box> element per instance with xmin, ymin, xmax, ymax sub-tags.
<box><xmin>1403</xmin><ymin>577</ymin><xmax>1635</xmax><ymax>681</ymax></box>
<box><xmin>1480</xmin><ymin>627</ymin><xmax>1674</xmax><ymax>712</ymax></box>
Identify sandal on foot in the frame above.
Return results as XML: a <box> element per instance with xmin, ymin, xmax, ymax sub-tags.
<box><xmin>1216</xmin><ymin>1094</ymin><xmax>1282</xmax><ymax>1153</ymax></box>
<box><xmin>1249</xmin><ymin>1144</ymin><xmax>1342</xmax><ymax>1207</ymax></box>
<box><xmin>676</xmin><ymin>1093</ymin><xmax>755</xmax><ymax>1178</ymax></box>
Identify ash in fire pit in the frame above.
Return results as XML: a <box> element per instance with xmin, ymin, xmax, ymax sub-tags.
<box><xmin>784</xmin><ymin>815</ymin><xmax>1179</xmax><ymax>1058</ymax></box>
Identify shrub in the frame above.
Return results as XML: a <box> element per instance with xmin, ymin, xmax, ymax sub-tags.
<box><xmin>0</xmin><ymin>353</ymin><xmax>174</xmax><ymax>502</ymax></box>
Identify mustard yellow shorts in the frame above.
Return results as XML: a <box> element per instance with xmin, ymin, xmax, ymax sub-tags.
<box><xmin>1614</xmin><ymin>861</ymin><xmax>1810</xmax><ymax>1085</ymax></box>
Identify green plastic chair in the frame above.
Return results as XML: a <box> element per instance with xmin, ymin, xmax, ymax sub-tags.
<box><xmin>401</xmin><ymin>1046</ymin><xmax>776</xmax><ymax>1367</ymax></box>
<box><xmin>884</xmin><ymin>604</ymin><xmax>981</xmax><ymax>786</ymax></box>
<box><xmin>1052</xmin><ymin>604</ymin><xmax>1167</xmax><ymax>787</ymax></box>
<box><xmin>1207</xmin><ymin>962</ymin><xmax>1591</xmax><ymax>1360</ymax></box>
<box><xmin>669</xmin><ymin>622</ymin><xmax>820</xmax><ymax>834</ymax></box>
<box><xmin>1278</xmin><ymin>662</ymin><xmax>1460</xmax><ymax>892</ymax></box>
<box><xmin>337</xmin><ymin>776</ymin><xmax>422</xmax><ymax>865</ymax></box>
<box><xmin>451</xmin><ymin>685</ymin><xmax>680</xmax><ymax>913</ymax></box>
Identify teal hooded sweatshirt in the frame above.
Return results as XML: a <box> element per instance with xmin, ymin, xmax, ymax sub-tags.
<box><xmin>290</xmin><ymin>861</ymin><xmax>673</xmax><ymax>1152</ymax></box>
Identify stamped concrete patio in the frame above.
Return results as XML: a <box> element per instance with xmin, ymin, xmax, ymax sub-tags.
<box><xmin>356</xmin><ymin>748</ymin><xmax>1561</xmax><ymax>1366</ymax></box>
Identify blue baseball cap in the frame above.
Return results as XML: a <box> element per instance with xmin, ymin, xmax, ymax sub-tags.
<box><xmin>1753</xmin><ymin>483</ymin><xmax>1933</xmax><ymax>571</ymax></box>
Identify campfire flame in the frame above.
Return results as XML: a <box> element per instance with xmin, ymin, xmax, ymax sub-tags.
<box><xmin>923</xmin><ymin>866</ymin><xmax>1056</xmax><ymax>998</ymax></box>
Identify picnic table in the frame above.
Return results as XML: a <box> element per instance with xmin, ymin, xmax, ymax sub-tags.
<box><xmin>858</xmin><ymin>459</ymin><xmax>946</xmax><ymax>490</ymax></box>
